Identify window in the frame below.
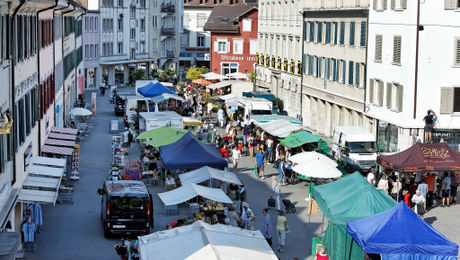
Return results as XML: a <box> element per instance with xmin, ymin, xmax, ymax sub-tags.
<box><xmin>197</xmin><ymin>34</ymin><xmax>205</xmax><ymax>47</ymax></box>
<box><xmin>341</xmin><ymin>60</ymin><xmax>346</xmax><ymax>83</ymax></box>
<box><xmin>85</xmin><ymin>17</ymin><xmax>88</xmax><ymax>32</ymax></box>
<box><xmin>249</xmin><ymin>39</ymin><xmax>257</xmax><ymax>55</ymax></box>
<box><xmin>152</xmin><ymin>16</ymin><xmax>158</xmax><ymax>29</ymax></box>
<box><xmin>392</xmin><ymin>35</ymin><xmax>401</xmax><ymax>64</ymax></box>
<box><xmin>445</xmin><ymin>0</ymin><xmax>460</xmax><ymax>9</ymax></box>
<box><xmin>221</xmin><ymin>62</ymin><xmax>238</xmax><ymax>75</ymax></box>
<box><xmin>130</xmin><ymin>6</ymin><xmax>136</xmax><ymax>19</ymax></box>
<box><xmin>340</xmin><ymin>21</ymin><xmax>345</xmax><ymax>45</ymax></box>
<box><xmin>94</xmin><ymin>17</ymin><xmax>98</xmax><ymax>32</ymax></box>
<box><xmin>360</xmin><ymin>22</ymin><xmax>366</xmax><ymax>47</ymax></box>
<box><xmin>385</xmin><ymin>82</ymin><xmax>403</xmax><ymax>112</ymax></box>
<box><xmin>118</xmin><ymin>0</ymin><xmax>123</xmax><ymax>7</ymax></box>
<box><xmin>316</xmin><ymin>22</ymin><xmax>323</xmax><ymax>43</ymax></box>
<box><xmin>197</xmin><ymin>13</ymin><xmax>207</xmax><ymax>27</ymax></box>
<box><xmin>215</xmin><ymin>39</ymin><xmax>229</xmax><ymax>53</ymax></box>
<box><xmin>130</xmin><ymin>48</ymin><xmax>135</xmax><ymax>59</ymax></box>
<box><xmin>140</xmin><ymin>41</ymin><xmax>145</xmax><ymax>53</ymax></box>
<box><xmin>454</xmin><ymin>38</ymin><xmax>460</xmax><ymax>66</ymax></box>
<box><xmin>140</xmin><ymin>19</ymin><xmax>145</xmax><ymax>31</ymax></box>
<box><xmin>184</xmin><ymin>14</ymin><xmax>191</xmax><ymax>28</ymax></box>
<box><xmin>333</xmin><ymin>22</ymin><xmax>338</xmax><ymax>44</ymax></box>
<box><xmin>349</xmin><ymin>22</ymin><xmax>355</xmax><ymax>46</ymax></box>
<box><xmin>325</xmin><ymin>22</ymin><xmax>331</xmax><ymax>44</ymax></box>
<box><xmin>233</xmin><ymin>39</ymin><xmax>243</xmax><ymax>54</ymax></box>
<box><xmin>375</xmin><ymin>34</ymin><xmax>383</xmax><ymax>62</ymax></box>
<box><xmin>118</xmin><ymin>19</ymin><xmax>123</xmax><ymax>31</ymax></box>
<box><xmin>309</xmin><ymin>22</ymin><xmax>314</xmax><ymax>42</ymax></box>
<box><xmin>89</xmin><ymin>44</ymin><xmax>93</xmax><ymax>59</ymax></box>
<box><xmin>354</xmin><ymin>62</ymin><xmax>360</xmax><ymax>87</ymax></box>
<box><xmin>242</xmin><ymin>19</ymin><xmax>252</xmax><ymax>32</ymax></box>
<box><xmin>85</xmin><ymin>45</ymin><xmax>89</xmax><ymax>59</ymax></box>
<box><xmin>102</xmin><ymin>0</ymin><xmax>114</xmax><ymax>7</ymax></box>
<box><xmin>440</xmin><ymin>87</ymin><xmax>460</xmax><ymax>113</ymax></box>
<box><xmin>95</xmin><ymin>44</ymin><xmax>98</xmax><ymax>58</ymax></box>
<box><xmin>152</xmin><ymin>39</ymin><xmax>158</xmax><ymax>52</ymax></box>
<box><xmin>373</xmin><ymin>0</ymin><xmax>388</xmax><ymax>10</ymax></box>
<box><xmin>130</xmin><ymin>29</ymin><xmax>135</xmax><ymax>40</ymax></box>
<box><xmin>140</xmin><ymin>0</ymin><xmax>145</xmax><ymax>8</ymax></box>
<box><xmin>118</xmin><ymin>42</ymin><xmax>123</xmax><ymax>54</ymax></box>
<box><xmin>348</xmin><ymin>61</ymin><xmax>354</xmax><ymax>85</ymax></box>
<box><xmin>391</xmin><ymin>0</ymin><xmax>407</xmax><ymax>10</ymax></box>
<box><xmin>89</xmin><ymin>17</ymin><xmax>93</xmax><ymax>32</ymax></box>
<box><xmin>377</xmin><ymin>121</ymin><xmax>398</xmax><ymax>153</ymax></box>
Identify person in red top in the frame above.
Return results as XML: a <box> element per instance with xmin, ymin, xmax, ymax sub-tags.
<box><xmin>315</xmin><ymin>246</ymin><xmax>329</xmax><ymax>260</ymax></box>
<box><xmin>425</xmin><ymin>173</ymin><xmax>436</xmax><ymax>207</ymax></box>
<box><xmin>220</xmin><ymin>144</ymin><xmax>229</xmax><ymax>158</ymax></box>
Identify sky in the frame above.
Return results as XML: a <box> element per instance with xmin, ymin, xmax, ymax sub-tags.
<box><xmin>88</xmin><ymin>0</ymin><xmax>98</xmax><ymax>10</ymax></box>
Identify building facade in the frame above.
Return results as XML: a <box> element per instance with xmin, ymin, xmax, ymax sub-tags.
<box><xmin>299</xmin><ymin>0</ymin><xmax>370</xmax><ymax>138</ymax></box>
<box><xmin>255</xmin><ymin>0</ymin><xmax>303</xmax><ymax>118</ymax></box>
<box><xmin>99</xmin><ymin>0</ymin><xmax>152</xmax><ymax>85</ymax></box>
<box><xmin>82</xmin><ymin>10</ymin><xmax>101</xmax><ymax>90</ymax></box>
<box><xmin>366</xmin><ymin>0</ymin><xmax>460</xmax><ymax>152</ymax></box>
<box><xmin>204</xmin><ymin>5</ymin><xmax>258</xmax><ymax>76</ymax></box>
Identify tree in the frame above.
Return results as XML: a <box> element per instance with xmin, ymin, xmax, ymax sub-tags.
<box><xmin>130</xmin><ymin>69</ymin><xmax>147</xmax><ymax>83</ymax></box>
<box><xmin>247</xmin><ymin>70</ymin><xmax>256</xmax><ymax>82</ymax></box>
<box><xmin>185</xmin><ymin>66</ymin><xmax>208</xmax><ymax>80</ymax></box>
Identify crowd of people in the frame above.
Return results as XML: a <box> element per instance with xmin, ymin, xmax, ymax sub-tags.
<box><xmin>367</xmin><ymin>168</ymin><xmax>458</xmax><ymax>216</ymax></box>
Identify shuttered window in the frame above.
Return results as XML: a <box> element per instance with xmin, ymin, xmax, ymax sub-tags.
<box><xmin>369</xmin><ymin>79</ymin><xmax>375</xmax><ymax>104</ymax></box>
<box><xmin>378</xmin><ymin>80</ymin><xmax>384</xmax><ymax>106</ymax></box>
<box><xmin>309</xmin><ymin>22</ymin><xmax>314</xmax><ymax>42</ymax></box>
<box><xmin>333</xmin><ymin>22</ymin><xmax>338</xmax><ymax>44</ymax></box>
<box><xmin>340</xmin><ymin>22</ymin><xmax>345</xmax><ymax>45</ymax></box>
<box><xmin>375</xmin><ymin>35</ymin><xmax>383</xmax><ymax>62</ymax></box>
<box><xmin>391</xmin><ymin>0</ymin><xmax>407</xmax><ymax>9</ymax></box>
<box><xmin>373</xmin><ymin>0</ymin><xmax>388</xmax><ymax>10</ymax></box>
<box><xmin>349</xmin><ymin>22</ymin><xmax>355</xmax><ymax>46</ymax></box>
<box><xmin>440</xmin><ymin>87</ymin><xmax>454</xmax><ymax>114</ymax></box>
<box><xmin>341</xmin><ymin>60</ymin><xmax>346</xmax><ymax>84</ymax></box>
<box><xmin>444</xmin><ymin>0</ymin><xmax>459</xmax><ymax>10</ymax></box>
<box><xmin>396</xmin><ymin>84</ymin><xmax>403</xmax><ymax>112</ymax></box>
<box><xmin>325</xmin><ymin>22</ymin><xmax>331</xmax><ymax>44</ymax></box>
<box><xmin>317</xmin><ymin>22</ymin><xmax>323</xmax><ymax>43</ymax></box>
<box><xmin>392</xmin><ymin>35</ymin><xmax>401</xmax><ymax>64</ymax></box>
<box><xmin>348</xmin><ymin>61</ymin><xmax>354</xmax><ymax>85</ymax></box>
<box><xmin>355</xmin><ymin>62</ymin><xmax>360</xmax><ymax>87</ymax></box>
<box><xmin>386</xmin><ymin>82</ymin><xmax>393</xmax><ymax>109</ymax></box>
<box><xmin>455</xmin><ymin>88</ymin><xmax>460</xmax><ymax>112</ymax></box>
<box><xmin>455</xmin><ymin>38</ymin><xmax>460</xmax><ymax>66</ymax></box>
<box><xmin>360</xmin><ymin>22</ymin><xmax>367</xmax><ymax>47</ymax></box>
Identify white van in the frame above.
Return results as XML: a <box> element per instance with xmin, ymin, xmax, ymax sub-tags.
<box><xmin>331</xmin><ymin>126</ymin><xmax>377</xmax><ymax>172</ymax></box>
<box><xmin>225</xmin><ymin>97</ymin><xmax>272</xmax><ymax>126</ymax></box>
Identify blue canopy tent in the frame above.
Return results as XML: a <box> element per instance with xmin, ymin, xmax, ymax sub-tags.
<box><xmin>160</xmin><ymin>132</ymin><xmax>227</xmax><ymax>170</ymax></box>
<box><xmin>347</xmin><ymin>202</ymin><xmax>458</xmax><ymax>260</ymax></box>
<box><xmin>138</xmin><ymin>82</ymin><xmax>176</xmax><ymax>97</ymax></box>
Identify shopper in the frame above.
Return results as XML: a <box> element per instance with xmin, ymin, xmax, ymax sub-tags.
<box><xmin>226</xmin><ymin>205</ymin><xmax>240</xmax><ymax>227</ymax></box>
<box><xmin>412</xmin><ymin>190</ymin><xmax>426</xmax><ymax>216</ymax></box>
<box><xmin>231</xmin><ymin>145</ymin><xmax>241</xmax><ymax>173</ymax></box>
<box><xmin>425</xmin><ymin>173</ymin><xmax>436</xmax><ymax>207</ymax></box>
<box><xmin>262</xmin><ymin>208</ymin><xmax>273</xmax><ymax>246</ymax></box>
<box><xmin>417</xmin><ymin>178</ymin><xmax>429</xmax><ymax>199</ymax></box>
<box><xmin>255</xmin><ymin>149</ymin><xmax>266</xmax><ymax>179</ymax></box>
<box><xmin>278</xmin><ymin>156</ymin><xmax>286</xmax><ymax>185</ymax></box>
<box><xmin>367</xmin><ymin>168</ymin><xmax>376</xmax><ymax>186</ymax></box>
<box><xmin>315</xmin><ymin>246</ymin><xmax>329</xmax><ymax>260</ymax></box>
<box><xmin>266</xmin><ymin>137</ymin><xmax>274</xmax><ymax>163</ymax></box>
<box><xmin>441</xmin><ymin>172</ymin><xmax>451</xmax><ymax>207</ymax></box>
<box><xmin>276</xmin><ymin>210</ymin><xmax>288</xmax><ymax>253</ymax></box>
<box><xmin>271</xmin><ymin>176</ymin><xmax>281</xmax><ymax>211</ymax></box>
<box><xmin>451</xmin><ymin>172</ymin><xmax>458</xmax><ymax>206</ymax></box>
<box><xmin>217</xmin><ymin>107</ymin><xmax>225</xmax><ymax>128</ymax></box>
<box><xmin>377</xmin><ymin>173</ymin><xmax>389</xmax><ymax>194</ymax></box>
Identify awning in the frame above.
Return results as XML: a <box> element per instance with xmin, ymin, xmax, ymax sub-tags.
<box><xmin>157</xmin><ymin>184</ymin><xmax>233</xmax><ymax>206</ymax></box>
<box><xmin>28</xmin><ymin>165</ymin><xmax>65</xmax><ymax>178</ymax></box>
<box><xmin>258</xmin><ymin>119</ymin><xmax>302</xmax><ymax>138</ymax></box>
<box><xmin>23</xmin><ymin>176</ymin><xmax>61</xmax><ymax>191</ymax></box>
<box><xmin>279</xmin><ymin>131</ymin><xmax>321</xmax><ymax>149</ymax></box>
<box><xmin>50</xmin><ymin>126</ymin><xmax>78</xmax><ymax>135</ymax></box>
<box><xmin>206</xmin><ymin>81</ymin><xmax>232</xmax><ymax>90</ymax></box>
<box><xmin>44</xmin><ymin>139</ymin><xmax>76</xmax><ymax>147</ymax></box>
<box><xmin>41</xmin><ymin>145</ymin><xmax>74</xmax><ymax>156</ymax></box>
<box><xmin>179</xmin><ymin>166</ymin><xmax>242</xmax><ymax>186</ymax></box>
<box><xmin>18</xmin><ymin>189</ymin><xmax>58</xmax><ymax>205</ymax></box>
<box><xmin>48</xmin><ymin>132</ymin><xmax>77</xmax><ymax>141</ymax></box>
<box><xmin>32</xmin><ymin>156</ymin><xmax>66</xmax><ymax>168</ymax></box>
<box><xmin>0</xmin><ymin>188</ymin><xmax>18</xmax><ymax>229</ymax></box>
<box><xmin>150</xmin><ymin>93</ymin><xmax>185</xmax><ymax>103</ymax></box>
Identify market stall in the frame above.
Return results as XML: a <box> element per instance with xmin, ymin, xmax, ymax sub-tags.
<box><xmin>137</xmin><ymin>126</ymin><xmax>192</xmax><ymax>146</ymax></box>
<box><xmin>44</xmin><ymin>139</ymin><xmax>76</xmax><ymax>148</ymax></box>
<box><xmin>291</xmin><ymin>160</ymin><xmax>342</xmax><ymax>179</ymax></box>
<box><xmin>257</xmin><ymin>119</ymin><xmax>302</xmax><ymax>138</ymax></box>
<box><xmin>159</xmin><ymin>132</ymin><xmax>227</xmax><ymax>170</ymax></box>
<box><xmin>50</xmin><ymin>126</ymin><xmax>78</xmax><ymax>135</ymax></box>
<box><xmin>138</xmin><ymin>221</ymin><xmax>278</xmax><ymax>260</ymax></box>
<box><xmin>347</xmin><ymin>202</ymin><xmax>458</xmax><ymax>260</ymax></box>
<box><xmin>28</xmin><ymin>165</ymin><xmax>65</xmax><ymax>179</ymax></box>
<box><xmin>279</xmin><ymin>131</ymin><xmax>328</xmax><ymax>154</ymax></box>
<box><xmin>179</xmin><ymin>166</ymin><xmax>242</xmax><ymax>186</ymax></box>
<box><xmin>47</xmin><ymin>132</ymin><xmax>77</xmax><ymax>141</ymax></box>
<box><xmin>32</xmin><ymin>156</ymin><xmax>66</xmax><ymax>168</ymax></box>
<box><xmin>312</xmin><ymin>172</ymin><xmax>397</xmax><ymax>260</ymax></box>
<box><xmin>138</xmin><ymin>82</ymin><xmax>176</xmax><ymax>97</ymax></box>
<box><xmin>157</xmin><ymin>183</ymin><xmax>233</xmax><ymax>206</ymax></box>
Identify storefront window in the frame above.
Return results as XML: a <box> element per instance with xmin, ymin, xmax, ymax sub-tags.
<box><xmin>221</xmin><ymin>63</ymin><xmax>238</xmax><ymax>75</ymax></box>
<box><xmin>377</xmin><ymin>121</ymin><xmax>398</xmax><ymax>152</ymax></box>
<box><xmin>432</xmin><ymin>130</ymin><xmax>460</xmax><ymax>152</ymax></box>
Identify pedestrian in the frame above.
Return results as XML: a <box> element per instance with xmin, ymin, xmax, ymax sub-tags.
<box><xmin>231</xmin><ymin>145</ymin><xmax>241</xmax><ymax>173</ymax></box>
<box><xmin>100</xmin><ymin>81</ymin><xmax>106</xmax><ymax>96</ymax></box>
<box><xmin>225</xmin><ymin>122</ymin><xmax>231</xmax><ymax>136</ymax></box>
<box><xmin>272</xmin><ymin>176</ymin><xmax>281</xmax><ymax>211</ymax></box>
<box><xmin>217</xmin><ymin>106</ymin><xmax>225</xmax><ymax>128</ymax></box>
<box><xmin>241</xmin><ymin>202</ymin><xmax>254</xmax><ymax>219</ymax></box>
<box><xmin>226</xmin><ymin>205</ymin><xmax>240</xmax><ymax>227</ymax></box>
<box><xmin>262</xmin><ymin>208</ymin><xmax>273</xmax><ymax>246</ymax></box>
<box><xmin>207</xmin><ymin>102</ymin><xmax>213</xmax><ymax>117</ymax></box>
<box><xmin>276</xmin><ymin>210</ymin><xmax>288</xmax><ymax>253</ymax></box>
<box><xmin>367</xmin><ymin>167</ymin><xmax>376</xmax><ymax>186</ymax></box>
<box><xmin>278</xmin><ymin>156</ymin><xmax>286</xmax><ymax>185</ymax></box>
<box><xmin>242</xmin><ymin>211</ymin><xmax>256</xmax><ymax>230</ymax></box>
<box><xmin>266</xmin><ymin>137</ymin><xmax>273</xmax><ymax>164</ymax></box>
<box><xmin>377</xmin><ymin>173</ymin><xmax>389</xmax><ymax>194</ymax></box>
<box><xmin>441</xmin><ymin>172</ymin><xmax>451</xmax><ymax>207</ymax></box>
<box><xmin>412</xmin><ymin>190</ymin><xmax>426</xmax><ymax>216</ymax></box>
<box><xmin>255</xmin><ymin>148</ymin><xmax>266</xmax><ymax>179</ymax></box>
<box><xmin>451</xmin><ymin>172</ymin><xmax>458</xmax><ymax>206</ymax></box>
<box><xmin>248</xmin><ymin>134</ymin><xmax>255</xmax><ymax>157</ymax></box>
<box><xmin>220</xmin><ymin>144</ymin><xmax>229</xmax><ymax>159</ymax></box>
<box><xmin>423</xmin><ymin>109</ymin><xmax>436</xmax><ymax>142</ymax></box>
<box><xmin>417</xmin><ymin>177</ymin><xmax>429</xmax><ymax>199</ymax></box>
<box><xmin>243</xmin><ymin>124</ymin><xmax>250</xmax><ymax>146</ymax></box>
<box><xmin>425</xmin><ymin>173</ymin><xmax>436</xmax><ymax>207</ymax></box>
<box><xmin>390</xmin><ymin>176</ymin><xmax>402</xmax><ymax>201</ymax></box>
<box><xmin>122</xmin><ymin>127</ymin><xmax>131</xmax><ymax>153</ymax></box>
<box><xmin>315</xmin><ymin>246</ymin><xmax>329</xmax><ymax>260</ymax></box>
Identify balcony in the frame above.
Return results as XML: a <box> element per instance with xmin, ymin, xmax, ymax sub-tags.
<box><xmin>161</xmin><ymin>3</ymin><xmax>175</xmax><ymax>13</ymax></box>
<box><xmin>161</xmin><ymin>51</ymin><xmax>175</xmax><ymax>58</ymax></box>
<box><xmin>161</xmin><ymin>27</ymin><xmax>175</xmax><ymax>36</ymax></box>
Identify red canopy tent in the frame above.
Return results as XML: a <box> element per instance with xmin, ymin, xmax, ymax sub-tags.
<box><xmin>191</xmin><ymin>78</ymin><xmax>212</xmax><ymax>86</ymax></box>
<box><xmin>377</xmin><ymin>143</ymin><xmax>460</xmax><ymax>172</ymax></box>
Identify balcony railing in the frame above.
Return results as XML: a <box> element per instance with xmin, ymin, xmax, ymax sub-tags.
<box><xmin>161</xmin><ymin>27</ymin><xmax>175</xmax><ymax>36</ymax></box>
<box><xmin>167</xmin><ymin>51</ymin><xmax>174</xmax><ymax>58</ymax></box>
<box><xmin>161</xmin><ymin>3</ymin><xmax>175</xmax><ymax>13</ymax></box>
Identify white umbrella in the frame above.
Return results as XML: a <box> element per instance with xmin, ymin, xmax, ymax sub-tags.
<box><xmin>203</xmin><ymin>72</ymin><xmax>227</xmax><ymax>81</ymax></box>
<box><xmin>69</xmin><ymin>107</ymin><xmax>93</xmax><ymax>117</ymax></box>
<box><xmin>225</xmin><ymin>72</ymin><xmax>248</xmax><ymax>80</ymax></box>
<box><xmin>291</xmin><ymin>159</ymin><xmax>342</xmax><ymax>179</ymax></box>
<box><xmin>288</xmin><ymin>151</ymin><xmax>337</xmax><ymax>167</ymax></box>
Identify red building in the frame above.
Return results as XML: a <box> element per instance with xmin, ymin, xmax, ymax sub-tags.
<box><xmin>203</xmin><ymin>5</ymin><xmax>258</xmax><ymax>76</ymax></box>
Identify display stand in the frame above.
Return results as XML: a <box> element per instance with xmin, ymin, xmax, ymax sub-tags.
<box><xmin>112</xmin><ymin>135</ymin><xmax>126</xmax><ymax>168</ymax></box>
<box><xmin>70</xmin><ymin>145</ymin><xmax>80</xmax><ymax>181</ymax></box>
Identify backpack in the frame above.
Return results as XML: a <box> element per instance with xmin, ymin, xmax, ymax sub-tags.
<box><xmin>128</xmin><ymin>132</ymin><xmax>134</xmax><ymax>142</ymax></box>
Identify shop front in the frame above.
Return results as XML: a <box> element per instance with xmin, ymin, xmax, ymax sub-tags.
<box><xmin>432</xmin><ymin>129</ymin><xmax>460</xmax><ymax>152</ymax></box>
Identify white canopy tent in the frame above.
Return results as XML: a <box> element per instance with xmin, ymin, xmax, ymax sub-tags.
<box><xmin>28</xmin><ymin>165</ymin><xmax>65</xmax><ymax>179</ymax></box>
<box><xmin>138</xmin><ymin>221</ymin><xmax>278</xmax><ymax>260</ymax></box>
<box><xmin>288</xmin><ymin>151</ymin><xmax>338</xmax><ymax>167</ymax></box>
<box><xmin>18</xmin><ymin>189</ymin><xmax>58</xmax><ymax>205</ymax></box>
<box><xmin>203</xmin><ymin>72</ymin><xmax>228</xmax><ymax>81</ymax></box>
<box><xmin>179</xmin><ymin>166</ymin><xmax>242</xmax><ymax>186</ymax></box>
<box><xmin>22</xmin><ymin>176</ymin><xmax>61</xmax><ymax>191</ymax></box>
<box><xmin>32</xmin><ymin>156</ymin><xmax>66</xmax><ymax>168</ymax></box>
<box><xmin>257</xmin><ymin>119</ymin><xmax>302</xmax><ymax>138</ymax></box>
<box><xmin>150</xmin><ymin>93</ymin><xmax>184</xmax><ymax>103</ymax></box>
<box><xmin>225</xmin><ymin>72</ymin><xmax>248</xmax><ymax>80</ymax></box>
<box><xmin>291</xmin><ymin>159</ymin><xmax>342</xmax><ymax>179</ymax></box>
<box><xmin>206</xmin><ymin>81</ymin><xmax>232</xmax><ymax>90</ymax></box>
<box><xmin>157</xmin><ymin>184</ymin><xmax>233</xmax><ymax>206</ymax></box>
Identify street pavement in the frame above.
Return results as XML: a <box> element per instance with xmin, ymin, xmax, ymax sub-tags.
<box><xmin>28</xmin><ymin>86</ymin><xmax>460</xmax><ymax>259</ymax></box>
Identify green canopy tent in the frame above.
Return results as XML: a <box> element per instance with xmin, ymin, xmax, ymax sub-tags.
<box><xmin>312</xmin><ymin>172</ymin><xmax>397</xmax><ymax>260</ymax></box>
<box><xmin>279</xmin><ymin>131</ymin><xmax>330</xmax><ymax>153</ymax></box>
<box><xmin>136</xmin><ymin>127</ymin><xmax>198</xmax><ymax>147</ymax></box>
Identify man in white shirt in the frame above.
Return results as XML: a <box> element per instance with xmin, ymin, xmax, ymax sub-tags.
<box><xmin>417</xmin><ymin>177</ymin><xmax>429</xmax><ymax>199</ymax></box>
<box><xmin>165</xmin><ymin>174</ymin><xmax>175</xmax><ymax>186</ymax></box>
<box><xmin>241</xmin><ymin>202</ymin><xmax>254</xmax><ymax>219</ymax></box>
<box><xmin>232</xmin><ymin>146</ymin><xmax>241</xmax><ymax>173</ymax></box>
<box><xmin>367</xmin><ymin>168</ymin><xmax>376</xmax><ymax>186</ymax></box>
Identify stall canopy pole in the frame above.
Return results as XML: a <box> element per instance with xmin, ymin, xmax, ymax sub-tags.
<box><xmin>397</xmin><ymin>172</ymin><xmax>400</xmax><ymax>202</ymax></box>
<box><xmin>344</xmin><ymin>233</ymin><xmax>348</xmax><ymax>260</ymax></box>
<box><xmin>331</xmin><ymin>223</ymin><xmax>334</xmax><ymax>260</ymax></box>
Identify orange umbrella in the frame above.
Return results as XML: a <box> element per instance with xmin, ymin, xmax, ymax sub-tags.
<box><xmin>192</xmin><ymin>78</ymin><xmax>212</xmax><ymax>86</ymax></box>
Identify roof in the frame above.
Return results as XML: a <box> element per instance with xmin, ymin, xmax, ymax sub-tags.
<box><xmin>139</xmin><ymin>220</ymin><xmax>277</xmax><ymax>260</ymax></box>
<box><xmin>105</xmin><ymin>180</ymin><xmax>149</xmax><ymax>195</ymax></box>
<box><xmin>157</xmin><ymin>183</ymin><xmax>233</xmax><ymax>206</ymax></box>
<box><xmin>334</xmin><ymin>126</ymin><xmax>373</xmax><ymax>138</ymax></box>
<box><xmin>203</xmin><ymin>5</ymin><xmax>257</xmax><ymax>33</ymax></box>
<box><xmin>139</xmin><ymin>111</ymin><xmax>182</xmax><ymax>120</ymax></box>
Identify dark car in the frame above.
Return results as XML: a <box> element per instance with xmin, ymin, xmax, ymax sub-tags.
<box><xmin>97</xmin><ymin>180</ymin><xmax>153</xmax><ymax>237</ymax></box>
<box><xmin>114</xmin><ymin>95</ymin><xmax>126</xmax><ymax>116</ymax></box>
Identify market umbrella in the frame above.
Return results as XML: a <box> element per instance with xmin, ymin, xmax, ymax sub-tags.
<box><xmin>137</xmin><ymin>126</ymin><xmax>190</xmax><ymax>140</ymax></box>
<box><xmin>288</xmin><ymin>151</ymin><xmax>337</xmax><ymax>167</ymax></box>
<box><xmin>192</xmin><ymin>78</ymin><xmax>212</xmax><ymax>86</ymax></box>
<box><xmin>69</xmin><ymin>107</ymin><xmax>92</xmax><ymax>116</ymax></box>
<box><xmin>291</xmin><ymin>159</ymin><xmax>342</xmax><ymax>179</ymax></box>
<box><xmin>203</xmin><ymin>72</ymin><xmax>228</xmax><ymax>81</ymax></box>
<box><xmin>225</xmin><ymin>72</ymin><xmax>248</xmax><ymax>80</ymax></box>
